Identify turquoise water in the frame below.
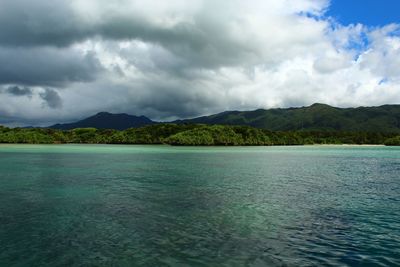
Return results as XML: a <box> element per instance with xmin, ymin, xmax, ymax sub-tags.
<box><xmin>0</xmin><ymin>144</ymin><xmax>399</xmax><ymax>266</ymax></box>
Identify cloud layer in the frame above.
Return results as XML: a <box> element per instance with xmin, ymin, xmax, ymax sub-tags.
<box><xmin>0</xmin><ymin>0</ymin><xmax>399</xmax><ymax>126</ymax></box>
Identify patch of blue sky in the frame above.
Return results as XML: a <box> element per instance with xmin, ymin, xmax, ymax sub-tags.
<box><xmin>346</xmin><ymin>30</ymin><xmax>369</xmax><ymax>54</ymax></box>
<box><xmin>326</xmin><ymin>0</ymin><xmax>400</xmax><ymax>27</ymax></box>
<box><xmin>322</xmin><ymin>1</ymin><xmax>400</xmax><ymax>60</ymax></box>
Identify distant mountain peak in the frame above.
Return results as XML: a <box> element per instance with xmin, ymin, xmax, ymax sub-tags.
<box><xmin>94</xmin><ymin>111</ymin><xmax>130</xmax><ymax>116</ymax></box>
<box><xmin>95</xmin><ymin>111</ymin><xmax>112</xmax><ymax>116</ymax></box>
<box><xmin>49</xmin><ymin>112</ymin><xmax>155</xmax><ymax>130</ymax></box>
<box><xmin>309</xmin><ymin>103</ymin><xmax>332</xmax><ymax>108</ymax></box>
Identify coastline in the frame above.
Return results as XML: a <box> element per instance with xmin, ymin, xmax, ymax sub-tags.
<box><xmin>0</xmin><ymin>143</ymin><xmax>391</xmax><ymax>147</ymax></box>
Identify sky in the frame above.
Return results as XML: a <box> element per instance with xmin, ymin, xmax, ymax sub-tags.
<box><xmin>327</xmin><ymin>0</ymin><xmax>400</xmax><ymax>26</ymax></box>
<box><xmin>0</xmin><ymin>0</ymin><xmax>399</xmax><ymax>126</ymax></box>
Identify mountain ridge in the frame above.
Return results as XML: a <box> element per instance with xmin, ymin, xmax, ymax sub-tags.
<box><xmin>174</xmin><ymin>103</ymin><xmax>400</xmax><ymax>132</ymax></box>
<box><xmin>48</xmin><ymin>103</ymin><xmax>400</xmax><ymax>132</ymax></box>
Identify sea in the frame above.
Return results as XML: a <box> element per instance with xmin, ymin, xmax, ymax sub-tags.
<box><xmin>0</xmin><ymin>144</ymin><xmax>399</xmax><ymax>266</ymax></box>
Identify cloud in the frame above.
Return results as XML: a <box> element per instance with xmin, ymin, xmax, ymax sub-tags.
<box><xmin>313</xmin><ymin>52</ymin><xmax>353</xmax><ymax>73</ymax></box>
<box><xmin>0</xmin><ymin>0</ymin><xmax>86</xmax><ymax>47</ymax></box>
<box><xmin>0</xmin><ymin>0</ymin><xmax>329</xmax><ymax>48</ymax></box>
<box><xmin>0</xmin><ymin>45</ymin><xmax>102</xmax><ymax>87</ymax></box>
<box><xmin>0</xmin><ymin>0</ymin><xmax>331</xmax><ymax>70</ymax></box>
<box><xmin>5</xmin><ymin>86</ymin><xmax>33</xmax><ymax>97</ymax></box>
<box><xmin>39</xmin><ymin>88</ymin><xmax>63</xmax><ymax>109</ymax></box>
<box><xmin>0</xmin><ymin>0</ymin><xmax>399</xmax><ymax>126</ymax></box>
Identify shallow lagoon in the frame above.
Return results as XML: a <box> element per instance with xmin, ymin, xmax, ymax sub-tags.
<box><xmin>0</xmin><ymin>145</ymin><xmax>399</xmax><ymax>266</ymax></box>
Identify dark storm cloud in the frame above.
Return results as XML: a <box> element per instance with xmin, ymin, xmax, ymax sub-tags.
<box><xmin>0</xmin><ymin>111</ymin><xmax>56</xmax><ymax>127</ymax></box>
<box><xmin>0</xmin><ymin>46</ymin><xmax>101</xmax><ymax>86</ymax></box>
<box><xmin>134</xmin><ymin>88</ymin><xmax>216</xmax><ymax>119</ymax></box>
<box><xmin>99</xmin><ymin>18</ymin><xmax>259</xmax><ymax>69</ymax></box>
<box><xmin>0</xmin><ymin>0</ymin><xmax>88</xmax><ymax>47</ymax></box>
<box><xmin>0</xmin><ymin>85</ymin><xmax>62</xmax><ymax>110</ymax></box>
<box><xmin>5</xmin><ymin>86</ymin><xmax>33</xmax><ymax>96</ymax></box>
<box><xmin>0</xmin><ymin>0</ymin><xmax>194</xmax><ymax>47</ymax></box>
<box><xmin>0</xmin><ymin>0</ymin><xmax>262</xmax><ymax>69</ymax></box>
<box><xmin>39</xmin><ymin>88</ymin><xmax>62</xmax><ymax>109</ymax></box>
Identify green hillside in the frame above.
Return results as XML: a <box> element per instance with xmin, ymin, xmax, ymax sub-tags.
<box><xmin>176</xmin><ymin>103</ymin><xmax>400</xmax><ymax>132</ymax></box>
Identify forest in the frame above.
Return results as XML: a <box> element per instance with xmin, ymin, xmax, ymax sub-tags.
<box><xmin>0</xmin><ymin>124</ymin><xmax>399</xmax><ymax>146</ymax></box>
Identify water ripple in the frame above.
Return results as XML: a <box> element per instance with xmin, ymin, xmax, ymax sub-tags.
<box><xmin>0</xmin><ymin>145</ymin><xmax>399</xmax><ymax>266</ymax></box>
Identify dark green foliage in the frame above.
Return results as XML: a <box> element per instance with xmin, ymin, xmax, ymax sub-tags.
<box><xmin>123</xmin><ymin>124</ymin><xmax>202</xmax><ymax>144</ymax></box>
<box><xmin>384</xmin><ymin>136</ymin><xmax>400</xmax><ymax>146</ymax></box>
<box><xmin>0</xmin><ymin>127</ymin><xmax>55</xmax><ymax>144</ymax></box>
<box><xmin>166</xmin><ymin>125</ymin><xmax>274</xmax><ymax>146</ymax></box>
<box><xmin>167</xmin><ymin>128</ymin><xmax>215</xmax><ymax>145</ymax></box>
<box><xmin>175</xmin><ymin>103</ymin><xmax>400</xmax><ymax>133</ymax></box>
<box><xmin>0</xmin><ymin>124</ymin><xmax>398</xmax><ymax>146</ymax></box>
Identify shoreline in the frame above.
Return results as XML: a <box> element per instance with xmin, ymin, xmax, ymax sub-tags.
<box><xmin>0</xmin><ymin>143</ymin><xmax>391</xmax><ymax>147</ymax></box>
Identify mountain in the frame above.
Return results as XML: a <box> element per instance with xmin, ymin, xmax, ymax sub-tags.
<box><xmin>174</xmin><ymin>103</ymin><xmax>400</xmax><ymax>132</ymax></box>
<box><xmin>50</xmin><ymin>112</ymin><xmax>155</xmax><ymax>130</ymax></box>
<box><xmin>48</xmin><ymin>104</ymin><xmax>400</xmax><ymax>132</ymax></box>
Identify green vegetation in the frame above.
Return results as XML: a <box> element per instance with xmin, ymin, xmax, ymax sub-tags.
<box><xmin>0</xmin><ymin>124</ymin><xmax>399</xmax><ymax>146</ymax></box>
<box><xmin>384</xmin><ymin>136</ymin><xmax>400</xmax><ymax>146</ymax></box>
<box><xmin>46</xmin><ymin>104</ymin><xmax>400</xmax><ymax>132</ymax></box>
<box><xmin>166</xmin><ymin>125</ymin><xmax>271</xmax><ymax>145</ymax></box>
<box><xmin>177</xmin><ymin>103</ymin><xmax>400</xmax><ymax>132</ymax></box>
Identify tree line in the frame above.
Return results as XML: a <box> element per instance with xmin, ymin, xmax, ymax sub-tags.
<box><xmin>0</xmin><ymin>124</ymin><xmax>399</xmax><ymax>146</ymax></box>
